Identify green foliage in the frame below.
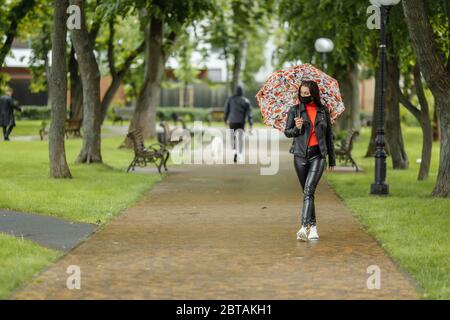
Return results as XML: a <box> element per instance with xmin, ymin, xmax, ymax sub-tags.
<box><xmin>0</xmin><ymin>72</ymin><xmax>10</xmax><ymax>94</ymax></box>
<box><xmin>278</xmin><ymin>0</ymin><xmax>372</xmax><ymax>76</ymax></box>
<box><xmin>203</xmin><ymin>0</ymin><xmax>275</xmax><ymax>90</ymax></box>
<box><xmin>17</xmin><ymin>106</ymin><xmax>52</xmax><ymax>120</ymax></box>
<box><xmin>172</xmin><ymin>31</ymin><xmax>202</xmax><ymax>85</ymax></box>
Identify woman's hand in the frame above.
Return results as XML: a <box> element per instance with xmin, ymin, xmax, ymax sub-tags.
<box><xmin>294</xmin><ymin>117</ymin><xmax>303</xmax><ymax>129</ymax></box>
<box><xmin>327</xmin><ymin>165</ymin><xmax>335</xmax><ymax>172</ymax></box>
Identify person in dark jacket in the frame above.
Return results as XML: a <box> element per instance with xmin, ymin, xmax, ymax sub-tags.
<box><xmin>284</xmin><ymin>80</ymin><xmax>335</xmax><ymax>241</ymax></box>
<box><xmin>224</xmin><ymin>85</ymin><xmax>253</xmax><ymax>163</ymax></box>
<box><xmin>0</xmin><ymin>88</ymin><xmax>21</xmax><ymax>141</ymax></box>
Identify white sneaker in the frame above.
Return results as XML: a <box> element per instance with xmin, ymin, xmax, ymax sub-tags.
<box><xmin>296</xmin><ymin>226</ymin><xmax>308</xmax><ymax>241</ymax></box>
<box><xmin>308</xmin><ymin>225</ymin><xmax>319</xmax><ymax>240</ymax></box>
<box><xmin>237</xmin><ymin>153</ymin><xmax>244</xmax><ymax>163</ymax></box>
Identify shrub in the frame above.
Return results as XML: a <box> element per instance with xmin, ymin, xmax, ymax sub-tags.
<box><xmin>17</xmin><ymin>106</ymin><xmax>52</xmax><ymax>120</ymax></box>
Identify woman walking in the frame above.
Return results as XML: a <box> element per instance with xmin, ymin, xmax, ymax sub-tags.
<box><xmin>284</xmin><ymin>80</ymin><xmax>336</xmax><ymax>241</ymax></box>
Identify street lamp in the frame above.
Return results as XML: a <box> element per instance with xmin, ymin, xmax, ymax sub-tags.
<box><xmin>314</xmin><ymin>38</ymin><xmax>334</xmax><ymax>70</ymax></box>
<box><xmin>369</xmin><ymin>0</ymin><xmax>400</xmax><ymax>195</ymax></box>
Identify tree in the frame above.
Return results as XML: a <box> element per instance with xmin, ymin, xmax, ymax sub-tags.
<box><xmin>397</xmin><ymin>64</ymin><xmax>432</xmax><ymax>180</ymax></box>
<box><xmin>403</xmin><ymin>0</ymin><xmax>450</xmax><ymax>197</ymax></box>
<box><xmin>384</xmin><ymin>26</ymin><xmax>409</xmax><ymax>169</ymax></box>
<box><xmin>121</xmin><ymin>0</ymin><xmax>214</xmax><ymax>146</ymax></box>
<box><xmin>70</xmin><ymin>0</ymin><xmax>102</xmax><ymax>163</ymax></box>
<box><xmin>99</xmin><ymin>16</ymin><xmax>145</xmax><ymax>123</ymax></box>
<box><xmin>206</xmin><ymin>0</ymin><xmax>274</xmax><ymax>95</ymax></box>
<box><xmin>172</xmin><ymin>29</ymin><xmax>203</xmax><ymax>108</ymax></box>
<box><xmin>277</xmin><ymin>0</ymin><xmax>364</xmax><ymax>132</ymax></box>
<box><xmin>48</xmin><ymin>0</ymin><xmax>72</xmax><ymax>178</ymax></box>
<box><xmin>0</xmin><ymin>0</ymin><xmax>36</xmax><ymax>67</ymax></box>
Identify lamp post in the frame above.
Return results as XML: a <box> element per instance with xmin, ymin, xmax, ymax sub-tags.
<box><xmin>369</xmin><ymin>0</ymin><xmax>400</xmax><ymax>195</ymax></box>
<box><xmin>314</xmin><ymin>38</ymin><xmax>334</xmax><ymax>71</ymax></box>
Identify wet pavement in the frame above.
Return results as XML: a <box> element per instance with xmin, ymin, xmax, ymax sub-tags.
<box><xmin>12</xmin><ymin>137</ymin><xmax>420</xmax><ymax>299</ymax></box>
<box><xmin>0</xmin><ymin>210</ymin><xmax>96</xmax><ymax>251</ymax></box>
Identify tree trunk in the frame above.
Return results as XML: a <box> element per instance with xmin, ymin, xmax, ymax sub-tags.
<box><xmin>385</xmin><ymin>51</ymin><xmax>408</xmax><ymax>169</ymax></box>
<box><xmin>414</xmin><ymin>65</ymin><xmax>432</xmax><ymax>180</ymax></box>
<box><xmin>99</xmin><ymin>23</ymin><xmax>144</xmax><ymax>124</ymax></box>
<box><xmin>403</xmin><ymin>0</ymin><xmax>450</xmax><ymax>197</ymax></box>
<box><xmin>100</xmin><ymin>76</ymin><xmax>123</xmax><ymax>122</ymax></box>
<box><xmin>230</xmin><ymin>37</ymin><xmax>248</xmax><ymax>93</ymax></box>
<box><xmin>48</xmin><ymin>0</ymin><xmax>71</xmax><ymax>178</ymax></box>
<box><xmin>336</xmin><ymin>74</ymin><xmax>350</xmax><ymax>131</ymax></box>
<box><xmin>398</xmin><ymin>64</ymin><xmax>432</xmax><ymax>180</ymax></box>
<box><xmin>68</xmin><ymin>45</ymin><xmax>83</xmax><ymax>120</ymax></box>
<box><xmin>433</xmin><ymin>97</ymin><xmax>450</xmax><ymax>196</ymax></box>
<box><xmin>349</xmin><ymin>65</ymin><xmax>361</xmax><ymax>131</ymax></box>
<box><xmin>336</xmin><ymin>65</ymin><xmax>360</xmax><ymax>132</ymax></box>
<box><xmin>432</xmin><ymin>106</ymin><xmax>439</xmax><ymax>141</ymax></box>
<box><xmin>70</xmin><ymin>0</ymin><xmax>102</xmax><ymax>163</ymax></box>
<box><xmin>121</xmin><ymin>16</ymin><xmax>164</xmax><ymax>148</ymax></box>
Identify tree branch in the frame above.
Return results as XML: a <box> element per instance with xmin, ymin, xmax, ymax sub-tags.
<box><xmin>88</xmin><ymin>0</ymin><xmax>102</xmax><ymax>45</ymax></box>
<box><xmin>402</xmin><ymin>0</ymin><xmax>450</xmax><ymax>95</ymax></box>
<box><xmin>0</xmin><ymin>0</ymin><xmax>36</xmax><ymax>66</ymax></box>
<box><xmin>116</xmin><ymin>41</ymin><xmax>145</xmax><ymax>78</ymax></box>
<box><xmin>413</xmin><ymin>63</ymin><xmax>430</xmax><ymax>116</ymax></box>
<box><xmin>107</xmin><ymin>18</ymin><xmax>116</xmax><ymax>78</ymax></box>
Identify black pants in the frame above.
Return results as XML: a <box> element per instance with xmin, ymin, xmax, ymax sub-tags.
<box><xmin>229</xmin><ymin>122</ymin><xmax>245</xmax><ymax>154</ymax></box>
<box><xmin>2</xmin><ymin>126</ymin><xmax>14</xmax><ymax>140</ymax></box>
<box><xmin>293</xmin><ymin>145</ymin><xmax>326</xmax><ymax>227</ymax></box>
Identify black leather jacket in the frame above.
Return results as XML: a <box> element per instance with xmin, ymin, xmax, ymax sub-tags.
<box><xmin>284</xmin><ymin>102</ymin><xmax>336</xmax><ymax>167</ymax></box>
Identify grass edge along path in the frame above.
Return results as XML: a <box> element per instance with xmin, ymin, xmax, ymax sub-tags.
<box><xmin>325</xmin><ymin>126</ymin><xmax>449</xmax><ymax>300</ymax></box>
<box><xmin>0</xmin><ymin>137</ymin><xmax>164</xmax><ymax>224</ymax></box>
<box><xmin>0</xmin><ymin>233</ymin><xmax>60</xmax><ymax>300</ymax></box>
<box><xmin>0</xmin><ymin>136</ymin><xmax>165</xmax><ymax>299</ymax></box>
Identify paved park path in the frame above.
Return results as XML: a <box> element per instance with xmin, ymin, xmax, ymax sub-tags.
<box><xmin>12</xmin><ymin>138</ymin><xmax>420</xmax><ymax>299</ymax></box>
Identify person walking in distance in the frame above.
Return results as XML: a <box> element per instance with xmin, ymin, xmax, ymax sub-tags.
<box><xmin>0</xmin><ymin>87</ymin><xmax>22</xmax><ymax>141</ymax></box>
<box><xmin>284</xmin><ymin>81</ymin><xmax>336</xmax><ymax>241</ymax></box>
<box><xmin>224</xmin><ymin>85</ymin><xmax>253</xmax><ymax>163</ymax></box>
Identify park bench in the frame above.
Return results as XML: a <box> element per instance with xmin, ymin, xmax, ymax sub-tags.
<box><xmin>334</xmin><ymin>129</ymin><xmax>360</xmax><ymax>171</ymax></box>
<box><xmin>38</xmin><ymin>119</ymin><xmax>82</xmax><ymax>140</ymax></box>
<box><xmin>65</xmin><ymin>119</ymin><xmax>82</xmax><ymax>138</ymax></box>
<box><xmin>126</xmin><ymin>129</ymin><xmax>170</xmax><ymax>174</ymax></box>
<box><xmin>207</xmin><ymin>108</ymin><xmax>224</xmax><ymax>125</ymax></box>
<box><xmin>39</xmin><ymin>121</ymin><xmax>49</xmax><ymax>140</ymax></box>
<box><xmin>157</xmin><ymin>121</ymin><xmax>186</xmax><ymax>148</ymax></box>
<box><xmin>112</xmin><ymin>107</ymin><xmax>134</xmax><ymax>125</ymax></box>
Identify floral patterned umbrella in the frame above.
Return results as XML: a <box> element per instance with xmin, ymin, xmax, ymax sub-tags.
<box><xmin>255</xmin><ymin>63</ymin><xmax>345</xmax><ymax>132</ymax></box>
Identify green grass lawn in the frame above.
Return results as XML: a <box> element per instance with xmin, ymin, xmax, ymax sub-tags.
<box><xmin>0</xmin><ymin>134</ymin><xmax>165</xmax><ymax>299</ymax></box>
<box><xmin>0</xmin><ymin>234</ymin><xmax>60</xmax><ymax>299</ymax></box>
<box><xmin>0</xmin><ymin>136</ymin><xmax>163</xmax><ymax>224</ymax></box>
<box><xmin>8</xmin><ymin>120</ymin><xmax>43</xmax><ymax>137</ymax></box>
<box><xmin>325</xmin><ymin>125</ymin><xmax>450</xmax><ymax>299</ymax></box>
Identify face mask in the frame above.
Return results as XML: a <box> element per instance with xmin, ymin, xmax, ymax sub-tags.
<box><xmin>300</xmin><ymin>95</ymin><xmax>313</xmax><ymax>104</ymax></box>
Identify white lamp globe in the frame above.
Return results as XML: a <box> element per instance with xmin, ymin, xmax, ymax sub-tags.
<box><xmin>370</xmin><ymin>0</ymin><xmax>401</xmax><ymax>7</ymax></box>
<box><xmin>314</xmin><ymin>38</ymin><xmax>334</xmax><ymax>53</ymax></box>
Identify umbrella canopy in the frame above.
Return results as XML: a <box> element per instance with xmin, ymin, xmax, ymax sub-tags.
<box><xmin>255</xmin><ymin>63</ymin><xmax>345</xmax><ymax>132</ymax></box>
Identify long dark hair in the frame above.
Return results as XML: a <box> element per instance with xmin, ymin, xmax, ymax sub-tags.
<box><xmin>299</xmin><ymin>80</ymin><xmax>323</xmax><ymax>109</ymax></box>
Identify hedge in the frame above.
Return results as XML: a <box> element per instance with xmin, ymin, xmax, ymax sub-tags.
<box><xmin>18</xmin><ymin>105</ymin><xmax>262</xmax><ymax>124</ymax></box>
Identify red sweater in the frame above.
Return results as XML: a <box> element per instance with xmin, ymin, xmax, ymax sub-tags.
<box><xmin>305</xmin><ymin>101</ymin><xmax>319</xmax><ymax>146</ymax></box>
